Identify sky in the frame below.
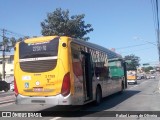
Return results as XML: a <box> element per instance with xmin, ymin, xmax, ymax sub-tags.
<box><xmin>0</xmin><ymin>0</ymin><xmax>159</xmax><ymax>66</ymax></box>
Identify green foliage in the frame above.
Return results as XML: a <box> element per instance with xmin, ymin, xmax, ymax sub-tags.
<box><xmin>124</xmin><ymin>54</ymin><xmax>140</xmax><ymax>70</ymax></box>
<box><xmin>142</xmin><ymin>66</ymin><xmax>153</xmax><ymax>73</ymax></box>
<box><xmin>3</xmin><ymin>37</ymin><xmax>9</xmax><ymax>45</ymax></box>
<box><xmin>17</xmin><ymin>36</ymin><xmax>30</xmax><ymax>42</ymax></box>
<box><xmin>10</xmin><ymin>37</ymin><xmax>17</xmax><ymax>47</ymax></box>
<box><xmin>0</xmin><ymin>37</ymin><xmax>16</xmax><ymax>52</ymax></box>
<box><xmin>1</xmin><ymin>36</ymin><xmax>30</xmax><ymax>52</ymax></box>
<box><xmin>41</xmin><ymin>8</ymin><xmax>94</xmax><ymax>41</ymax></box>
<box><xmin>143</xmin><ymin>63</ymin><xmax>150</xmax><ymax>66</ymax></box>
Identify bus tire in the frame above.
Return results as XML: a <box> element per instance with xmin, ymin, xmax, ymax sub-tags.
<box><xmin>95</xmin><ymin>86</ymin><xmax>102</xmax><ymax>105</ymax></box>
<box><xmin>119</xmin><ymin>82</ymin><xmax>124</xmax><ymax>94</ymax></box>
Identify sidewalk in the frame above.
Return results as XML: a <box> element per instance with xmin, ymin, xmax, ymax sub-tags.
<box><xmin>158</xmin><ymin>74</ymin><xmax>160</xmax><ymax>92</ymax></box>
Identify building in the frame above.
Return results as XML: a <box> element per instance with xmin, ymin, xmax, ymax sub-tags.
<box><xmin>0</xmin><ymin>55</ymin><xmax>14</xmax><ymax>83</ymax></box>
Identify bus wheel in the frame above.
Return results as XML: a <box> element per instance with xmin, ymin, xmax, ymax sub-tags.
<box><xmin>119</xmin><ymin>82</ymin><xmax>124</xmax><ymax>94</ymax></box>
<box><xmin>95</xmin><ymin>86</ymin><xmax>102</xmax><ymax>105</ymax></box>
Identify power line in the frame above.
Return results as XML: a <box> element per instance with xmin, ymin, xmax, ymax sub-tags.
<box><xmin>0</xmin><ymin>28</ymin><xmax>26</xmax><ymax>38</ymax></box>
<box><xmin>6</xmin><ymin>30</ymin><xmax>26</xmax><ymax>37</ymax></box>
<box><xmin>0</xmin><ymin>33</ymin><xmax>12</xmax><ymax>41</ymax></box>
<box><xmin>116</xmin><ymin>43</ymin><xmax>153</xmax><ymax>50</ymax></box>
<box><xmin>118</xmin><ymin>47</ymin><xmax>155</xmax><ymax>54</ymax></box>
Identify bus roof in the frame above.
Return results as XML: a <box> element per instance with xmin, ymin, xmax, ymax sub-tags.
<box><xmin>72</xmin><ymin>38</ymin><xmax>122</xmax><ymax>59</ymax></box>
<box><xmin>21</xmin><ymin>36</ymin><xmax>122</xmax><ymax>59</ymax></box>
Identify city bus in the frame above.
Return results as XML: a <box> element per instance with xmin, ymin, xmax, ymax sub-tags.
<box><xmin>127</xmin><ymin>70</ymin><xmax>137</xmax><ymax>84</ymax></box>
<box><xmin>14</xmin><ymin>36</ymin><xmax>127</xmax><ymax>105</ymax></box>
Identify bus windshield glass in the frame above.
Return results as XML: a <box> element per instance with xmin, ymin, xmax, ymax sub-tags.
<box><xmin>19</xmin><ymin>38</ymin><xmax>59</xmax><ymax>59</ymax></box>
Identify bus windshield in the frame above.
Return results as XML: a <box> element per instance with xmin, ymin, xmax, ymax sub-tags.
<box><xmin>19</xmin><ymin>37</ymin><xmax>59</xmax><ymax>59</ymax></box>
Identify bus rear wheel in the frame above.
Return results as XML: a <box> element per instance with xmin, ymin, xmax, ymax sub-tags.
<box><xmin>119</xmin><ymin>82</ymin><xmax>124</xmax><ymax>94</ymax></box>
<box><xmin>95</xmin><ymin>86</ymin><xmax>102</xmax><ymax>105</ymax></box>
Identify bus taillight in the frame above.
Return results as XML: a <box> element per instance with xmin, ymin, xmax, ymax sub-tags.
<box><xmin>61</xmin><ymin>72</ymin><xmax>70</xmax><ymax>97</ymax></box>
<box><xmin>14</xmin><ymin>77</ymin><xmax>19</xmax><ymax>96</ymax></box>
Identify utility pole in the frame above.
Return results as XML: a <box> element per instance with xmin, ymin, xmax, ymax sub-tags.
<box><xmin>0</xmin><ymin>29</ymin><xmax>13</xmax><ymax>81</ymax></box>
<box><xmin>157</xmin><ymin>31</ymin><xmax>160</xmax><ymax>63</ymax></box>
<box><xmin>2</xmin><ymin>29</ymin><xmax>6</xmax><ymax>80</ymax></box>
<box><xmin>156</xmin><ymin>0</ymin><xmax>160</xmax><ymax>63</ymax></box>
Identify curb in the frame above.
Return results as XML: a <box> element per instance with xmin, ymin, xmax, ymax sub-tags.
<box><xmin>158</xmin><ymin>75</ymin><xmax>160</xmax><ymax>92</ymax></box>
<box><xmin>0</xmin><ymin>100</ymin><xmax>15</xmax><ymax>105</ymax></box>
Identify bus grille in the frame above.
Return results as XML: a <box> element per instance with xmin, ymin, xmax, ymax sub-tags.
<box><xmin>20</xmin><ymin>59</ymin><xmax>57</xmax><ymax>72</ymax></box>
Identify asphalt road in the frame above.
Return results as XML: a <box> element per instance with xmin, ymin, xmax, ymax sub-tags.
<box><xmin>0</xmin><ymin>76</ymin><xmax>159</xmax><ymax>120</ymax></box>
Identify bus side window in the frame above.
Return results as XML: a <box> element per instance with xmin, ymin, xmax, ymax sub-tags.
<box><xmin>95</xmin><ymin>67</ymin><xmax>100</xmax><ymax>78</ymax></box>
<box><xmin>90</xmin><ymin>56</ymin><xmax>94</xmax><ymax>78</ymax></box>
<box><xmin>104</xmin><ymin>67</ymin><xmax>109</xmax><ymax>79</ymax></box>
<box><xmin>71</xmin><ymin>48</ymin><xmax>83</xmax><ymax>77</ymax></box>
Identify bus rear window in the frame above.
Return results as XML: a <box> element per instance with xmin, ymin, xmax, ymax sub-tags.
<box><xmin>19</xmin><ymin>37</ymin><xmax>59</xmax><ymax>73</ymax></box>
<box><xmin>19</xmin><ymin>37</ymin><xmax>59</xmax><ymax>59</ymax></box>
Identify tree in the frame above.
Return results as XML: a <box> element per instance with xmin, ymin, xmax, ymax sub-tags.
<box><xmin>142</xmin><ymin>66</ymin><xmax>153</xmax><ymax>73</ymax></box>
<box><xmin>0</xmin><ymin>37</ymin><xmax>16</xmax><ymax>52</ymax></box>
<box><xmin>124</xmin><ymin>54</ymin><xmax>140</xmax><ymax>70</ymax></box>
<box><xmin>1</xmin><ymin>36</ymin><xmax>30</xmax><ymax>52</ymax></box>
<box><xmin>16</xmin><ymin>36</ymin><xmax>30</xmax><ymax>42</ymax></box>
<box><xmin>41</xmin><ymin>8</ymin><xmax>93</xmax><ymax>41</ymax></box>
<box><xmin>3</xmin><ymin>37</ymin><xmax>9</xmax><ymax>45</ymax></box>
<box><xmin>10</xmin><ymin>37</ymin><xmax>17</xmax><ymax>47</ymax></box>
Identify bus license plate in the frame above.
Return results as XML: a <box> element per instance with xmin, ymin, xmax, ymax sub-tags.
<box><xmin>33</xmin><ymin>87</ymin><xmax>43</xmax><ymax>92</ymax></box>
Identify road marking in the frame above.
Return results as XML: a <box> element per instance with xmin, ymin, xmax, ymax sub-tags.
<box><xmin>0</xmin><ymin>99</ymin><xmax>15</xmax><ymax>104</ymax></box>
<box><xmin>50</xmin><ymin>117</ymin><xmax>61</xmax><ymax>120</ymax></box>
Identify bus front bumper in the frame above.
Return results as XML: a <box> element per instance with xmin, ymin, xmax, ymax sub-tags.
<box><xmin>16</xmin><ymin>94</ymin><xmax>72</xmax><ymax>105</ymax></box>
<box><xmin>127</xmin><ymin>80</ymin><xmax>137</xmax><ymax>84</ymax></box>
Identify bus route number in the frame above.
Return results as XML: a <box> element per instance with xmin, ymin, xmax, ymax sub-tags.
<box><xmin>33</xmin><ymin>45</ymin><xmax>47</xmax><ymax>52</ymax></box>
